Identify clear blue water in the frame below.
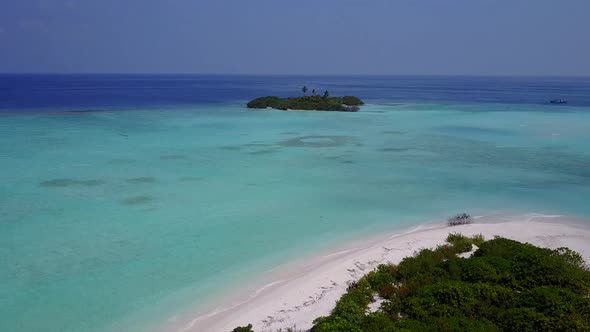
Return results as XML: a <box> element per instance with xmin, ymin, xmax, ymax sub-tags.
<box><xmin>1</xmin><ymin>75</ymin><xmax>590</xmax><ymax>332</ymax></box>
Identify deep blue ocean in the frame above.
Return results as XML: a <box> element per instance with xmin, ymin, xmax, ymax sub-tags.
<box><xmin>2</xmin><ymin>74</ymin><xmax>590</xmax><ymax>112</ymax></box>
<box><xmin>1</xmin><ymin>75</ymin><xmax>590</xmax><ymax>332</ymax></box>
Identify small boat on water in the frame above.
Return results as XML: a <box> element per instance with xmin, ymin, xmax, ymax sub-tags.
<box><xmin>550</xmin><ymin>98</ymin><xmax>567</xmax><ymax>104</ymax></box>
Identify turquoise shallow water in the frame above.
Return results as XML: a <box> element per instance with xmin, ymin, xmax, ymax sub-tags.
<box><xmin>2</xmin><ymin>102</ymin><xmax>590</xmax><ymax>332</ymax></box>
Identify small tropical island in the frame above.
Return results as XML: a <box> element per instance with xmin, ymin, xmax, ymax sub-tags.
<box><xmin>247</xmin><ymin>86</ymin><xmax>364</xmax><ymax>112</ymax></box>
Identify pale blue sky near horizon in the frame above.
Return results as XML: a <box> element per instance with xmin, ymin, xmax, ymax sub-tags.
<box><xmin>1</xmin><ymin>0</ymin><xmax>589</xmax><ymax>76</ymax></box>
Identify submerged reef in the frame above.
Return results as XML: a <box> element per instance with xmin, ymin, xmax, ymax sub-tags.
<box><xmin>279</xmin><ymin>135</ymin><xmax>360</xmax><ymax>148</ymax></box>
<box><xmin>120</xmin><ymin>195</ymin><xmax>154</xmax><ymax>206</ymax></box>
<box><xmin>40</xmin><ymin>178</ymin><xmax>106</xmax><ymax>187</ymax></box>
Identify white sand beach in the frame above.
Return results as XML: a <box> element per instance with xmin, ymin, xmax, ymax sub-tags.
<box><xmin>176</xmin><ymin>214</ymin><xmax>590</xmax><ymax>332</ymax></box>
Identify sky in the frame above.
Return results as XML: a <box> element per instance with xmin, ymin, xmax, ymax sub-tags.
<box><xmin>1</xmin><ymin>0</ymin><xmax>589</xmax><ymax>75</ymax></box>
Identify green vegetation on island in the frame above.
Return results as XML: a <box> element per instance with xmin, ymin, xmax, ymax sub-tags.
<box><xmin>233</xmin><ymin>235</ymin><xmax>590</xmax><ymax>332</ymax></box>
<box><xmin>247</xmin><ymin>86</ymin><xmax>364</xmax><ymax>112</ymax></box>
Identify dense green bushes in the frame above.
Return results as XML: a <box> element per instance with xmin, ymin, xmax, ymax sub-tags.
<box><xmin>233</xmin><ymin>235</ymin><xmax>590</xmax><ymax>331</ymax></box>
<box><xmin>246</xmin><ymin>95</ymin><xmax>364</xmax><ymax>112</ymax></box>
<box><xmin>445</xmin><ymin>232</ymin><xmax>485</xmax><ymax>252</ymax></box>
<box><xmin>231</xmin><ymin>324</ymin><xmax>254</xmax><ymax>332</ymax></box>
<box><xmin>341</xmin><ymin>96</ymin><xmax>364</xmax><ymax>106</ymax></box>
<box><xmin>310</xmin><ymin>236</ymin><xmax>590</xmax><ymax>332</ymax></box>
<box><xmin>246</xmin><ymin>96</ymin><xmax>283</xmax><ymax>109</ymax></box>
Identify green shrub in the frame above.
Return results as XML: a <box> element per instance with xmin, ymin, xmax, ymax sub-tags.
<box><xmin>409</xmin><ymin>282</ymin><xmax>478</xmax><ymax>316</ymax></box>
<box><xmin>474</xmin><ymin>237</ymin><xmax>542</xmax><ymax>259</ymax></box>
<box><xmin>365</xmin><ymin>264</ymin><xmax>397</xmax><ymax>297</ymax></box>
<box><xmin>396</xmin><ymin>319</ymin><xmax>438</xmax><ymax>331</ymax></box>
<box><xmin>361</xmin><ymin>312</ymin><xmax>397</xmax><ymax>331</ymax></box>
<box><xmin>348</xmin><ymin>278</ymin><xmax>374</xmax><ymax>301</ymax></box>
<box><xmin>442</xmin><ymin>256</ymin><xmax>463</xmax><ymax>280</ymax></box>
<box><xmin>397</xmin><ymin>248</ymin><xmax>446</xmax><ymax>281</ymax></box>
<box><xmin>311</xmin><ymin>316</ymin><xmax>362</xmax><ymax>332</ymax></box>
<box><xmin>475</xmin><ymin>238</ymin><xmax>590</xmax><ymax>293</ymax></box>
<box><xmin>497</xmin><ymin>307</ymin><xmax>553</xmax><ymax>331</ymax></box>
<box><xmin>398</xmin><ymin>317</ymin><xmax>498</xmax><ymax>332</ymax></box>
<box><xmin>332</xmin><ymin>292</ymin><xmax>368</xmax><ymax>326</ymax></box>
<box><xmin>433</xmin><ymin>316</ymin><xmax>501</xmax><ymax>332</ymax></box>
<box><xmin>552</xmin><ymin>247</ymin><xmax>587</xmax><ymax>269</ymax></box>
<box><xmin>231</xmin><ymin>324</ymin><xmax>254</xmax><ymax>332</ymax></box>
<box><xmin>471</xmin><ymin>233</ymin><xmax>485</xmax><ymax>246</ymax></box>
<box><xmin>246</xmin><ymin>96</ymin><xmax>282</xmax><ymax>108</ymax></box>
<box><xmin>460</xmin><ymin>257</ymin><xmax>503</xmax><ymax>284</ymax></box>
<box><xmin>380</xmin><ymin>295</ymin><xmax>402</xmax><ymax>319</ymax></box>
<box><xmin>516</xmin><ymin>286</ymin><xmax>590</xmax><ymax>317</ymax></box>
<box><xmin>446</xmin><ymin>232</ymin><xmax>465</xmax><ymax>244</ymax></box>
<box><xmin>342</xmin><ymin>96</ymin><xmax>364</xmax><ymax>106</ymax></box>
<box><xmin>446</xmin><ymin>233</ymin><xmax>473</xmax><ymax>253</ymax></box>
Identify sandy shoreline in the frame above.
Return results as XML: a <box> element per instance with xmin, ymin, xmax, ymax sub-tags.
<box><xmin>173</xmin><ymin>214</ymin><xmax>590</xmax><ymax>332</ymax></box>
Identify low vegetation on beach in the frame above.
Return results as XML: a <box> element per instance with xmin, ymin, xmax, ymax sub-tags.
<box><xmin>233</xmin><ymin>234</ymin><xmax>590</xmax><ymax>332</ymax></box>
<box><xmin>445</xmin><ymin>232</ymin><xmax>485</xmax><ymax>252</ymax></box>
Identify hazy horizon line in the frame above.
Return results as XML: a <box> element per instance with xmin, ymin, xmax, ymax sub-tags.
<box><xmin>1</xmin><ymin>72</ymin><xmax>590</xmax><ymax>78</ymax></box>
